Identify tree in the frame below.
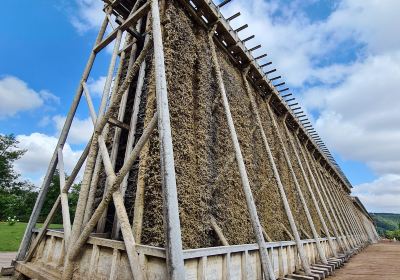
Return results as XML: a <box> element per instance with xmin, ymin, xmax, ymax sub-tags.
<box><xmin>0</xmin><ymin>134</ymin><xmax>38</xmax><ymax>221</ymax></box>
<box><xmin>38</xmin><ymin>170</ymin><xmax>81</xmax><ymax>224</ymax></box>
<box><xmin>0</xmin><ymin>134</ymin><xmax>26</xmax><ymax>191</ymax></box>
<box><xmin>0</xmin><ymin>134</ymin><xmax>82</xmax><ymax>224</ymax></box>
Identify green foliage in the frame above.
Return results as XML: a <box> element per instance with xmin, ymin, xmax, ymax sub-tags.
<box><xmin>385</xmin><ymin>230</ymin><xmax>400</xmax><ymax>240</ymax></box>
<box><xmin>0</xmin><ymin>134</ymin><xmax>26</xmax><ymax>191</ymax></box>
<box><xmin>6</xmin><ymin>216</ymin><xmax>19</xmax><ymax>226</ymax></box>
<box><xmin>0</xmin><ymin>134</ymin><xmax>37</xmax><ymax>221</ymax></box>
<box><xmin>0</xmin><ymin>134</ymin><xmax>81</xmax><ymax>224</ymax></box>
<box><xmin>371</xmin><ymin>213</ymin><xmax>400</xmax><ymax>238</ymax></box>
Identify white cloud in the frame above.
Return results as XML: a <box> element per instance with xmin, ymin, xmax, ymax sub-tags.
<box><xmin>69</xmin><ymin>0</ymin><xmax>104</xmax><ymax>34</ymax></box>
<box><xmin>15</xmin><ymin>133</ymin><xmax>83</xmax><ymax>187</ymax></box>
<box><xmin>0</xmin><ymin>76</ymin><xmax>50</xmax><ymax>118</ymax></box>
<box><xmin>353</xmin><ymin>175</ymin><xmax>400</xmax><ymax>213</ymax></box>
<box><xmin>53</xmin><ymin>115</ymin><xmax>93</xmax><ymax>145</ymax></box>
<box><xmin>219</xmin><ymin>0</ymin><xmax>400</xmax><ymax>88</ymax></box>
<box><xmin>86</xmin><ymin>76</ymin><xmax>106</xmax><ymax>97</ymax></box>
<box><xmin>327</xmin><ymin>0</ymin><xmax>400</xmax><ymax>55</ymax></box>
<box><xmin>307</xmin><ymin>51</ymin><xmax>400</xmax><ymax>176</ymax></box>
<box><xmin>218</xmin><ymin>0</ymin><xmax>400</xmax><ymax>212</ymax></box>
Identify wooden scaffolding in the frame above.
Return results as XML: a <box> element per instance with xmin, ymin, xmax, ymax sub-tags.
<box><xmin>9</xmin><ymin>0</ymin><xmax>379</xmax><ymax>279</ymax></box>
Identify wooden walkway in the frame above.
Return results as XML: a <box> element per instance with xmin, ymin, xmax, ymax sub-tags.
<box><xmin>331</xmin><ymin>241</ymin><xmax>400</xmax><ymax>280</ymax></box>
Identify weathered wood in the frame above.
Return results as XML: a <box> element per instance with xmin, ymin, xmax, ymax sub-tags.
<box><xmin>281</xmin><ymin>223</ymin><xmax>295</xmax><ymax>240</ymax></box>
<box><xmin>94</xmin><ymin>2</ymin><xmax>150</xmax><ymax>53</ymax></box>
<box><xmin>88</xmin><ymin>244</ymin><xmax>100</xmax><ymax>279</ymax></box>
<box><xmin>305</xmin><ymin>152</ymin><xmax>351</xmax><ymax>252</ymax></box>
<box><xmin>262</xmin><ymin>227</ymin><xmax>273</xmax><ymax>242</ymax></box>
<box><xmin>64</xmin><ymin>37</ymin><xmax>153</xmax><ymax>278</ymax></box>
<box><xmin>24</xmin><ymin>196</ymin><xmax>61</xmax><ymax>262</ymax></box>
<box><xmin>69</xmin><ymin>113</ymin><xmax>157</xmax><ymax>261</ymax></box>
<box><xmin>57</xmin><ymin>148</ymin><xmax>72</xmax><ymax>248</ymax></box>
<box><xmin>282</xmin><ymin>125</ymin><xmax>337</xmax><ymax>259</ymax></box>
<box><xmin>16</xmin><ymin>14</ymin><xmax>109</xmax><ymax>263</ymax></box>
<box><xmin>63</xmin><ymin>139</ymin><xmax>92</xmax><ymax>194</ymax></box>
<box><xmin>151</xmin><ymin>0</ymin><xmax>185</xmax><ymax>278</ymax></box>
<box><xmin>209</xmin><ymin>34</ymin><xmax>275</xmax><ymax>280</ymax></box>
<box><xmin>267</xmin><ymin>113</ymin><xmax>327</xmax><ymax>265</ymax></box>
<box><xmin>130</xmin><ymin>60</ymin><xmax>148</xmax><ymax>241</ymax></box>
<box><xmin>124</xmin><ymin>18</ymin><xmax>151</xmax><ymax>241</ymax></box>
<box><xmin>264</xmin><ymin>104</ymin><xmax>312</xmax><ymax>275</ymax></box>
<box><xmin>109</xmin><ymin>249</ymin><xmax>121</xmax><ymax>280</ymax></box>
<box><xmin>318</xmin><ymin>169</ymin><xmax>357</xmax><ymax>248</ymax></box>
<box><xmin>210</xmin><ymin>217</ymin><xmax>229</xmax><ymax>246</ymax></box>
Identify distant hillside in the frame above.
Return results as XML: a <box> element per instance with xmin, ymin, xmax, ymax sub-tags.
<box><xmin>370</xmin><ymin>213</ymin><xmax>400</xmax><ymax>235</ymax></box>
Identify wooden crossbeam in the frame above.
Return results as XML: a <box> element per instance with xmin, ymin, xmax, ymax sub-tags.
<box><xmin>93</xmin><ymin>2</ymin><xmax>150</xmax><ymax>53</ymax></box>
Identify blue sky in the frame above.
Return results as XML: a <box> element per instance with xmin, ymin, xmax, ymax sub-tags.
<box><xmin>0</xmin><ymin>0</ymin><xmax>399</xmax><ymax>213</ymax></box>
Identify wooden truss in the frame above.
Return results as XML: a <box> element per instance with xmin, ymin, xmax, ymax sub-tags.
<box><xmin>14</xmin><ymin>0</ymin><xmax>378</xmax><ymax>279</ymax></box>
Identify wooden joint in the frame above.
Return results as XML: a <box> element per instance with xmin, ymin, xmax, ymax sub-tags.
<box><xmin>108</xmin><ymin>118</ymin><xmax>130</xmax><ymax>130</ymax></box>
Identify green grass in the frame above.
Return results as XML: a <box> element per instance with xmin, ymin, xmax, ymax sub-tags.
<box><xmin>0</xmin><ymin>222</ymin><xmax>62</xmax><ymax>252</ymax></box>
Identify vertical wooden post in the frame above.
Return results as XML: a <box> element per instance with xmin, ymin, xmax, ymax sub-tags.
<box><xmin>319</xmin><ymin>170</ymin><xmax>358</xmax><ymax>248</ymax></box>
<box><xmin>151</xmin><ymin>0</ymin><xmax>185</xmax><ymax>278</ymax></box>
<box><xmin>290</xmin><ymin>134</ymin><xmax>341</xmax><ymax>257</ymax></box>
<box><xmin>271</xmin><ymin>115</ymin><xmax>328</xmax><ymax>264</ymax></box>
<box><xmin>264</xmin><ymin>105</ymin><xmax>312</xmax><ymax>275</ymax></box>
<box><xmin>327</xmin><ymin>178</ymin><xmax>362</xmax><ymax>245</ymax></box>
<box><xmin>308</xmin><ymin>159</ymin><xmax>351</xmax><ymax>252</ymax></box>
<box><xmin>208</xmin><ymin>41</ymin><xmax>276</xmax><ymax>279</ymax></box>
<box><xmin>337</xmin><ymin>186</ymin><xmax>366</xmax><ymax>243</ymax></box>
<box><xmin>316</xmin><ymin>168</ymin><xmax>353</xmax><ymax>247</ymax></box>
<box><xmin>57</xmin><ymin>148</ymin><xmax>72</xmax><ymax>248</ymax></box>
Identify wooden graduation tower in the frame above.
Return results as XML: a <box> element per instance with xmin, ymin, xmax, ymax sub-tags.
<box><xmin>12</xmin><ymin>0</ymin><xmax>378</xmax><ymax>279</ymax></box>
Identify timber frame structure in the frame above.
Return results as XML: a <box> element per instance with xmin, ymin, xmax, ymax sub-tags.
<box><xmin>8</xmin><ymin>0</ymin><xmax>379</xmax><ymax>279</ymax></box>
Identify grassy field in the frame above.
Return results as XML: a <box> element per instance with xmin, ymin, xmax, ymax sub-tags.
<box><xmin>0</xmin><ymin>222</ymin><xmax>62</xmax><ymax>252</ymax></box>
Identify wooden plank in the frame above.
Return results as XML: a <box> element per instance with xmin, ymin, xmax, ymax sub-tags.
<box><xmin>88</xmin><ymin>244</ymin><xmax>100</xmax><ymax>279</ymax></box>
<box><xmin>198</xmin><ymin>256</ymin><xmax>207</xmax><ymax>280</ymax></box>
<box><xmin>222</xmin><ymin>253</ymin><xmax>231</xmax><ymax>280</ymax></box>
<box><xmin>109</xmin><ymin>249</ymin><xmax>121</xmax><ymax>280</ymax></box>
<box><xmin>24</xmin><ymin>196</ymin><xmax>61</xmax><ymax>262</ymax></box>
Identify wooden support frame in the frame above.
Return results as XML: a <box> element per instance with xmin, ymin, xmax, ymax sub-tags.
<box><xmin>327</xmin><ymin>176</ymin><xmax>362</xmax><ymax>245</ymax></box>
<box><xmin>318</xmin><ymin>169</ymin><xmax>358</xmax><ymax>248</ymax></box>
<box><xmin>241</xmin><ymin>70</ymin><xmax>310</xmax><ymax>277</ymax></box>
<box><xmin>264</xmin><ymin>104</ymin><xmax>312</xmax><ymax>275</ymax></box>
<box><xmin>307</xmin><ymin>156</ymin><xmax>352</xmax><ymax>252</ymax></box>
<box><xmin>286</xmin><ymin>129</ymin><xmax>340</xmax><ymax>257</ymax></box>
<box><xmin>151</xmin><ymin>0</ymin><xmax>185</xmax><ymax>278</ymax></box>
<box><xmin>332</xmin><ymin>184</ymin><xmax>365</xmax><ymax>244</ymax></box>
<box><xmin>57</xmin><ymin>148</ymin><xmax>72</xmax><ymax>248</ymax></box>
<box><xmin>16</xmin><ymin>1</ymin><xmax>375</xmax><ymax>279</ymax></box>
<box><xmin>61</xmin><ymin>5</ymin><xmax>153</xmax><ymax>279</ymax></box>
<box><xmin>16</xmin><ymin>14</ymin><xmax>110</xmax><ymax>262</ymax></box>
<box><xmin>209</xmin><ymin>32</ymin><xmax>276</xmax><ymax>280</ymax></box>
<box><xmin>271</xmin><ymin>114</ymin><xmax>328</xmax><ymax>265</ymax></box>
<box><xmin>210</xmin><ymin>217</ymin><xmax>229</xmax><ymax>246</ymax></box>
